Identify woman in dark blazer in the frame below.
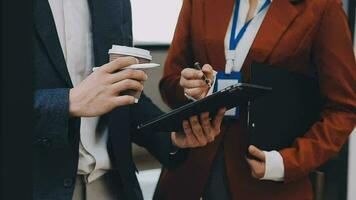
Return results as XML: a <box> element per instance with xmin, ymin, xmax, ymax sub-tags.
<box><xmin>155</xmin><ymin>0</ymin><xmax>356</xmax><ymax>199</ymax></box>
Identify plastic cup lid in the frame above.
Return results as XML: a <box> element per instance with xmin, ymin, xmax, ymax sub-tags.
<box><xmin>108</xmin><ymin>45</ymin><xmax>152</xmax><ymax>61</ymax></box>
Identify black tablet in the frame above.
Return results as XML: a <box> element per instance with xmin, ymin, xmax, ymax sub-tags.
<box><xmin>137</xmin><ymin>83</ymin><xmax>272</xmax><ymax>132</ymax></box>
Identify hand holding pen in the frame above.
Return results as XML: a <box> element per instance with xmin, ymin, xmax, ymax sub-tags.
<box><xmin>193</xmin><ymin>62</ymin><xmax>212</xmax><ymax>88</ymax></box>
<box><xmin>180</xmin><ymin>62</ymin><xmax>215</xmax><ymax>101</ymax></box>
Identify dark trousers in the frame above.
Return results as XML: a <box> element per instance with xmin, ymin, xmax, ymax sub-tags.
<box><xmin>203</xmin><ymin>147</ymin><xmax>231</xmax><ymax>200</ymax></box>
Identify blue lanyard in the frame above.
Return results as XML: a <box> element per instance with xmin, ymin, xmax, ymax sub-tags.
<box><xmin>229</xmin><ymin>0</ymin><xmax>271</xmax><ymax>50</ymax></box>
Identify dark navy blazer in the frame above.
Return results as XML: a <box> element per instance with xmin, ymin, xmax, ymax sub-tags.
<box><xmin>33</xmin><ymin>0</ymin><xmax>185</xmax><ymax>199</ymax></box>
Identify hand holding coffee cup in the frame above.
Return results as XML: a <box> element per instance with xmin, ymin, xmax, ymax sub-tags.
<box><xmin>69</xmin><ymin>57</ymin><xmax>147</xmax><ymax>117</ymax></box>
<box><xmin>107</xmin><ymin>45</ymin><xmax>159</xmax><ymax>102</ymax></box>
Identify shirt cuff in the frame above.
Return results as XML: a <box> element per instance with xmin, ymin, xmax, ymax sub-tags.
<box><xmin>261</xmin><ymin>150</ymin><xmax>285</xmax><ymax>181</ymax></box>
<box><xmin>206</xmin><ymin>70</ymin><xmax>217</xmax><ymax>96</ymax></box>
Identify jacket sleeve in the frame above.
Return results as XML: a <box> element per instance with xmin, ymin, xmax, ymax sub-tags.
<box><xmin>130</xmin><ymin>94</ymin><xmax>188</xmax><ymax>170</ymax></box>
<box><xmin>159</xmin><ymin>0</ymin><xmax>194</xmax><ymax>109</ymax></box>
<box><xmin>279</xmin><ymin>0</ymin><xmax>356</xmax><ymax>183</ymax></box>
<box><xmin>34</xmin><ymin>88</ymin><xmax>71</xmax><ymax>148</ymax></box>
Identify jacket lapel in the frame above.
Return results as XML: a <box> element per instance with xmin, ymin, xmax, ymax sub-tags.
<box><xmin>88</xmin><ymin>0</ymin><xmax>133</xmax><ymax>67</ymax></box>
<box><xmin>203</xmin><ymin>0</ymin><xmax>300</xmax><ymax>68</ymax></box>
<box><xmin>204</xmin><ymin>0</ymin><xmax>234</xmax><ymax>41</ymax></box>
<box><xmin>251</xmin><ymin>0</ymin><xmax>300</xmax><ymax>63</ymax></box>
<box><xmin>87</xmin><ymin>0</ymin><xmax>131</xmax><ymax>124</ymax></box>
<box><xmin>34</xmin><ymin>0</ymin><xmax>73</xmax><ymax>87</ymax></box>
<box><xmin>204</xmin><ymin>0</ymin><xmax>234</xmax><ymax>70</ymax></box>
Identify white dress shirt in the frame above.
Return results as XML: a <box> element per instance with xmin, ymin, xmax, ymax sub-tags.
<box><xmin>206</xmin><ymin>0</ymin><xmax>286</xmax><ymax>181</ymax></box>
<box><xmin>48</xmin><ymin>0</ymin><xmax>112</xmax><ymax>183</ymax></box>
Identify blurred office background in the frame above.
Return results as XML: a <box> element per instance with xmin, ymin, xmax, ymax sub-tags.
<box><xmin>129</xmin><ymin>0</ymin><xmax>356</xmax><ymax>199</ymax></box>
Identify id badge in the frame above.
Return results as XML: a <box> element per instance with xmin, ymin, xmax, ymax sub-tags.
<box><xmin>213</xmin><ymin>71</ymin><xmax>242</xmax><ymax>118</ymax></box>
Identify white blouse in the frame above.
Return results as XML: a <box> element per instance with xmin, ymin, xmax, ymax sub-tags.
<box><xmin>222</xmin><ymin>0</ymin><xmax>285</xmax><ymax>181</ymax></box>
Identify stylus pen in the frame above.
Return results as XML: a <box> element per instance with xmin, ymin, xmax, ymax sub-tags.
<box><xmin>193</xmin><ymin>62</ymin><xmax>212</xmax><ymax>88</ymax></box>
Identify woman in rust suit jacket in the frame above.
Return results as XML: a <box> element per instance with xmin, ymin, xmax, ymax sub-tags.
<box><xmin>155</xmin><ymin>0</ymin><xmax>356</xmax><ymax>199</ymax></box>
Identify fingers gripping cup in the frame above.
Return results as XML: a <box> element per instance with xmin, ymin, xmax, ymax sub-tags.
<box><xmin>108</xmin><ymin>45</ymin><xmax>159</xmax><ymax>103</ymax></box>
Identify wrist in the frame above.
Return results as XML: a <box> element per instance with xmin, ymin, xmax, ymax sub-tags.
<box><xmin>69</xmin><ymin>88</ymin><xmax>81</xmax><ymax>117</ymax></box>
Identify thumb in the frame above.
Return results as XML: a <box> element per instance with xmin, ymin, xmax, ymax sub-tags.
<box><xmin>248</xmin><ymin>145</ymin><xmax>265</xmax><ymax>161</ymax></box>
<box><xmin>202</xmin><ymin>64</ymin><xmax>214</xmax><ymax>79</ymax></box>
<box><xmin>246</xmin><ymin>157</ymin><xmax>265</xmax><ymax>179</ymax></box>
<box><xmin>103</xmin><ymin>56</ymin><xmax>139</xmax><ymax>73</ymax></box>
<box><xmin>246</xmin><ymin>157</ymin><xmax>260</xmax><ymax>169</ymax></box>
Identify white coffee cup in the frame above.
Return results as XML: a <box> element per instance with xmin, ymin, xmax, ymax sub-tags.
<box><xmin>107</xmin><ymin>45</ymin><xmax>158</xmax><ymax>103</ymax></box>
<box><xmin>108</xmin><ymin>45</ymin><xmax>152</xmax><ymax>63</ymax></box>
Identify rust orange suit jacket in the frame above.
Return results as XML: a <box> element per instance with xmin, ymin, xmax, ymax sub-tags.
<box><xmin>157</xmin><ymin>0</ymin><xmax>356</xmax><ymax>199</ymax></box>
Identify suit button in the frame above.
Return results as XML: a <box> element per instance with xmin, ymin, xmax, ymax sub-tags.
<box><xmin>251</xmin><ymin>123</ymin><xmax>256</xmax><ymax>128</ymax></box>
<box><xmin>63</xmin><ymin>178</ymin><xmax>74</xmax><ymax>188</ymax></box>
<box><xmin>41</xmin><ymin>138</ymin><xmax>52</xmax><ymax>149</ymax></box>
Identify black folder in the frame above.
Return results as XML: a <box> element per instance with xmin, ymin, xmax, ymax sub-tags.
<box><xmin>248</xmin><ymin>62</ymin><xmax>324</xmax><ymax>151</ymax></box>
<box><xmin>137</xmin><ymin>83</ymin><xmax>271</xmax><ymax>132</ymax></box>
